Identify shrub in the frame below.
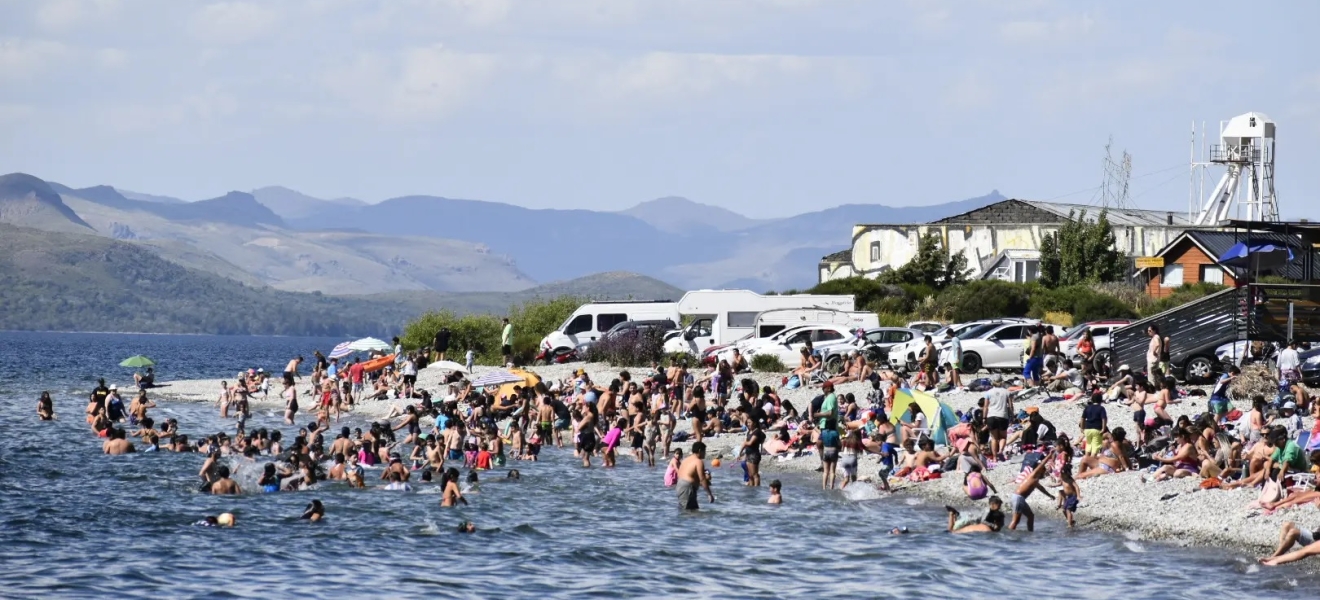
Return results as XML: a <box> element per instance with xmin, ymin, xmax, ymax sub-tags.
<box><xmin>865</xmin><ymin>295</ymin><xmax>911</xmax><ymax>315</ymax></box>
<box><xmin>809</xmin><ymin>277</ymin><xmax>905</xmax><ymax>310</ymax></box>
<box><xmin>939</xmin><ymin>281</ymin><xmax>1032</xmax><ymax>322</ymax></box>
<box><xmin>750</xmin><ymin>353</ymin><xmax>787</xmax><ymax>373</ymax></box>
<box><xmin>1070</xmin><ymin>293</ymin><xmax>1136</xmax><ymax>322</ymax></box>
<box><xmin>1142</xmin><ymin>283</ymin><xmax>1228</xmax><ymax>317</ymax></box>
<box><xmin>876</xmin><ymin>312</ymin><xmax>911</xmax><ymax>327</ymax></box>
<box><xmin>1029</xmin><ymin>285</ymin><xmax>1135</xmax><ymax>323</ymax></box>
<box><xmin>400</xmin><ymin>296</ymin><xmax>583</xmax><ymax>366</ymax></box>
<box><xmin>584</xmin><ymin>328</ymin><xmax>666</xmax><ymax>367</ymax></box>
<box><xmin>1043</xmin><ymin>311</ymin><xmax>1074</xmax><ymax>327</ymax></box>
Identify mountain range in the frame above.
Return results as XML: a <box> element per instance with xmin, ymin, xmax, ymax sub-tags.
<box><xmin>1</xmin><ymin>171</ymin><xmax>1007</xmax><ymax>296</ymax></box>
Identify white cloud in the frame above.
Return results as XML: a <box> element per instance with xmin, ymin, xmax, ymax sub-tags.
<box><xmin>190</xmin><ymin>1</ymin><xmax>279</xmax><ymax>45</ymax></box>
<box><xmin>323</xmin><ymin>45</ymin><xmax>502</xmax><ymax>123</ymax></box>
<box><xmin>95</xmin><ymin>47</ymin><xmax>127</xmax><ymax>69</ymax></box>
<box><xmin>999</xmin><ymin>13</ymin><xmax>1095</xmax><ymax>44</ymax></box>
<box><xmin>33</xmin><ymin>0</ymin><xmax>121</xmax><ymax>32</ymax></box>
<box><xmin>0</xmin><ymin>38</ymin><xmax>74</xmax><ymax>79</ymax></box>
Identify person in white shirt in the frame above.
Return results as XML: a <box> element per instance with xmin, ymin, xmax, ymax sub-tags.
<box><xmin>1277</xmin><ymin>340</ymin><xmax>1301</xmax><ymax>382</ymax></box>
<box><xmin>944</xmin><ymin>330</ymin><xmax>963</xmax><ymax>388</ymax></box>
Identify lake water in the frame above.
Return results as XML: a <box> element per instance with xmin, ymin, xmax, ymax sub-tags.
<box><xmin>0</xmin><ymin>331</ymin><xmax>1313</xmax><ymax>598</ymax></box>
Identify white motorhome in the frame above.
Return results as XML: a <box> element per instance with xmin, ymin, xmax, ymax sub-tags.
<box><xmin>540</xmin><ymin>300</ymin><xmax>680</xmax><ymax>355</ymax></box>
<box><xmin>715</xmin><ymin>310</ymin><xmax>879</xmax><ymax>365</ymax></box>
<box><xmin>662</xmin><ymin>290</ymin><xmax>855</xmax><ymax>355</ymax></box>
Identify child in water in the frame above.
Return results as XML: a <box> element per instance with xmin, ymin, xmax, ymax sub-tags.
<box><xmin>768</xmin><ymin>480</ymin><xmax>783</xmax><ymax>504</ymax></box>
<box><xmin>1057</xmin><ymin>463</ymin><xmax>1080</xmax><ymax>528</ymax></box>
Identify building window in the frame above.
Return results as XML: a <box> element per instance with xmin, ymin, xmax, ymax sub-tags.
<box><xmin>1201</xmin><ymin>265</ymin><xmax>1224</xmax><ymax>285</ymax></box>
<box><xmin>1161</xmin><ymin>264</ymin><xmax>1184</xmax><ymax>288</ymax></box>
<box><xmin>869</xmin><ymin>242</ymin><xmax>880</xmax><ymax>262</ymax></box>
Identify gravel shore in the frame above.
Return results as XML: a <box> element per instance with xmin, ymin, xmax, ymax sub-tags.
<box><xmin>152</xmin><ymin>361</ymin><xmax>1314</xmax><ymax>555</ymax></box>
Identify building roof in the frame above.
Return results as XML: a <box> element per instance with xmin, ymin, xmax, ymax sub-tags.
<box><xmin>928</xmin><ymin>199</ymin><xmax>1191</xmax><ymax>227</ymax></box>
<box><xmin>979</xmin><ymin>248</ymin><xmax>1041</xmax><ymax>277</ymax></box>
<box><xmin>1152</xmin><ymin>229</ymin><xmax>1319</xmax><ymax>281</ymax></box>
<box><xmin>820</xmin><ymin>249</ymin><xmax>851</xmax><ymax>262</ymax></box>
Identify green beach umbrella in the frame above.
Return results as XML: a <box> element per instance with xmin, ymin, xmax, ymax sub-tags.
<box><xmin>119</xmin><ymin>355</ymin><xmax>156</xmax><ymax>368</ymax></box>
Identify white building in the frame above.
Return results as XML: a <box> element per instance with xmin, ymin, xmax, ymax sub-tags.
<box><xmin>819</xmin><ymin>199</ymin><xmax>1211</xmax><ymax>284</ymax></box>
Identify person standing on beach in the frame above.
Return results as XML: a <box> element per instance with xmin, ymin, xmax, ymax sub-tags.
<box><xmin>1023</xmin><ymin>325</ymin><xmax>1044</xmax><ymax>388</ymax></box>
<box><xmin>434</xmin><ymin>327</ymin><xmax>451</xmax><ymax>362</ymax></box>
<box><xmin>1146</xmin><ymin>325</ymin><xmax>1163</xmax><ymax>377</ymax></box>
<box><xmin>677</xmin><ymin>441</ymin><xmax>715</xmax><ymax>510</ymax></box>
<box><xmin>1009</xmin><ymin>451</ymin><xmax>1056</xmax><ymax>531</ymax></box>
<box><xmin>944</xmin><ymin>329</ymin><xmax>963</xmax><ymax>388</ymax></box>
<box><xmin>984</xmin><ymin>376</ymin><xmax>1013</xmax><ymax>460</ymax></box>
<box><xmin>283</xmin><ymin>381</ymin><xmax>299</xmax><ymax>425</ymax></box>
<box><xmin>348</xmin><ymin>358</ymin><xmax>365</xmax><ymax>405</ymax></box>
<box><xmin>501</xmin><ymin>318</ymin><xmax>514</xmax><ymax>366</ymax></box>
<box><xmin>1079</xmin><ymin>393</ymin><xmax>1107</xmax><ymax>456</ymax></box>
<box><xmin>815</xmin><ymin>382</ymin><xmax>841</xmax><ymax>490</ymax></box>
<box><xmin>741</xmin><ymin>414</ymin><xmax>765</xmax><ymax>487</ymax></box>
<box><xmin>284</xmin><ymin>356</ymin><xmax>303</xmax><ymax>388</ymax></box>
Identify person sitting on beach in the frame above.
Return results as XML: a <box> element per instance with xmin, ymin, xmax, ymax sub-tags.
<box><xmin>1261</xmin><ymin>521</ymin><xmax>1320</xmax><ymax>566</ymax></box>
<box><xmin>1152</xmin><ymin>427</ymin><xmax>1201</xmax><ymax>481</ymax></box>
<box><xmin>1262</xmin><ymin>464</ymin><xmax>1320</xmax><ymax>513</ymax></box>
<box><xmin>1076</xmin><ymin>427</ymin><xmax>1134</xmax><ymax>479</ymax></box>
<box><xmin>134</xmin><ymin>367</ymin><xmax>156</xmax><ymax>390</ymax></box>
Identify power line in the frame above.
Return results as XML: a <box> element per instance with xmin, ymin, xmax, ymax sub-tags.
<box><xmin>1041</xmin><ymin>163</ymin><xmax>1183</xmax><ymax>202</ymax></box>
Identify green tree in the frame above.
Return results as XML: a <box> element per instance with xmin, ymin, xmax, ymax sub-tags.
<box><xmin>1037</xmin><ymin>209</ymin><xmax>1127</xmax><ymax>288</ymax></box>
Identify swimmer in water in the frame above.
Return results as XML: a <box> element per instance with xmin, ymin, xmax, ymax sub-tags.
<box><xmin>441</xmin><ymin>468</ymin><xmax>467</xmax><ymax>507</ymax></box>
<box><xmin>768</xmin><ymin>480</ymin><xmax>783</xmax><ymax>505</ymax></box>
<box><xmin>302</xmin><ymin>500</ymin><xmax>324</xmax><ymax>522</ymax></box>
<box><xmin>457</xmin><ymin>520</ymin><xmax>476</xmax><ymax>533</ymax></box>
<box><xmin>37</xmin><ymin>391</ymin><xmax>54</xmax><ymax>420</ymax></box>
<box><xmin>103</xmin><ymin>428</ymin><xmax>136</xmax><ymax>455</ymax></box>
<box><xmin>196</xmin><ymin>513</ymin><xmax>236</xmax><ymax>527</ymax></box>
<box><xmin>210</xmin><ymin>465</ymin><xmax>242</xmax><ymax>495</ymax></box>
<box><xmin>506</xmin><ymin>469</ymin><xmax>520</xmax><ymax>480</ymax></box>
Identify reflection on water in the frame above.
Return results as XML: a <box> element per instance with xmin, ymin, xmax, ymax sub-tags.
<box><xmin>0</xmin><ymin>332</ymin><xmax>1314</xmax><ymax>598</ymax></box>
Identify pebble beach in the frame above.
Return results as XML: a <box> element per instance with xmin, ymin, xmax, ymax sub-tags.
<box><xmin>150</xmin><ymin>360</ymin><xmax>1315</xmax><ymax>557</ymax></box>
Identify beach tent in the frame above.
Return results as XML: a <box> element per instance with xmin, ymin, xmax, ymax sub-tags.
<box><xmin>889</xmin><ymin>387</ymin><xmax>958</xmax><ymax>446</ymax></box>
<box><xmin>496</xmin><ymin>368</ymin><xmax>542</xmax><ymax>400</ymax></box>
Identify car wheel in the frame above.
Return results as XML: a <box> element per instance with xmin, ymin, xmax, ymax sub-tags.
<box><xmin>904</xmin><ymin>355</ymin><xmax>919</xmax><ymax>372</ymax></box>
<box><xmin>824</xmin><ymin>355</ymin><xmax>844</xmax><ymax>376</ymax></box>
<box><xmin>960</xmin><ymin>352</ymin><xmax>982</xmax><ymax>374</ymax></box>
<box><xmin>532</xmin><ymin>358</ymin><xmax>548</xmax><ymax>366</ymax></box>
<box><xmin>1092</xmin><ymin>349</ymin><xmax>1112</xmax><ymax>372</ymax></box>
<box><xmin>1185</xmin><ymin>356</ymin><xmax>1215</xmax><ymax>383</ymax></box>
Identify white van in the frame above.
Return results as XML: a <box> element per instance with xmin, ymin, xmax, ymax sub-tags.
<box><xmin>540</xmin><ymin>301</ymin><xmax>680</xmax><ymax>355</ymax></box>
<box><xmin>663</xmin><ymin>289</ymin><xmax>855</xmax><ymax>356</ymax></box>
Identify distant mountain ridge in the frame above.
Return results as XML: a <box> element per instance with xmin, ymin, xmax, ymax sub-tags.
<box><xmin>47</xmin><ymin>181</ymin><xmax>285</xmax><ymax>228</ymax></box>
<box><xmin>0</xmin><ymin>173</ymin><xmax>95</xmax><ymax>233</ymax></box>
<box><xmin>619</xmin><ymin>196</ymin><xmax>764</xmax><ymax>233</ymax></box>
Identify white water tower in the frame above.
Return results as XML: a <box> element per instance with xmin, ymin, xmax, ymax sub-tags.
<box><xmin>1193</xmin><ymin>112</ymin><xmax>1279</xmax><ymax>225</ymax></box>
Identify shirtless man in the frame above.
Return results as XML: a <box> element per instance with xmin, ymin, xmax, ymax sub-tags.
<box><xmin>210</xmin><ymin>465</ymin><xmax>242</xmax><ymax>495</ymax></box>
<box><xmin>677</xmin><ymin>441</ymin><xmax>715</xmax><ymax>510</ymax></box>
<box><xmin>103</xmin><ymin>428</ymin><xmax>136</xmax><ymax>454</ymax></box>
<box><xmin>537</xmin><ymin>395</ymin><xmax>558</xmax><ymax>448</ymax></box>
<box><xmin>283</xmin><ymin>356</ymin><xmax>304</xmax><ymax>388</ymax></box>
<box><xmin>128</xmin><ymin>392</ymin><xmax>155</xmax><ymax>425</ymax></box>
<box><xmin>1009</xmin><ymin>451</ymin><xmax>1056</xmax><ymax>531</ymax></box>
<box><xmin>381</xmin><ymin>454</ymin><xmax>411</xmax><ymax>482</ymax></box>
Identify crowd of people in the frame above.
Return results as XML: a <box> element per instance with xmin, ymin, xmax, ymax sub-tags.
<box><xmin>42</xmin><ymin>321</ymin><xmax>1320</xmax><ymax>564</ymax></box>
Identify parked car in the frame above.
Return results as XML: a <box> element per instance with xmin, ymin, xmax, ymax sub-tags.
<box><xmin>822</xmin><ymin>327</ymin><xmax>921</xmax><ymax>374</ymax></box>
<box><xmin>600</xmin><ymin>319</ymin><xmax>678</xmax><ymax>341</ymax></box>
<box><xmin>887</xmin><ymin>318</ymin><xmax>1034</xmax><ymax>372</ymax></box>
<box><xmin>905</xmin><ymin>321</ymin><xmax>944</xmax><ymax>334</ymax></box>
<box><xmin>951</xmin><ymin>321</ymin><xmax>1040</xmax><ymax>373</ymax></box>
<box><xmin>743</xmin><ymin>324</ymin><xmax>858</xmax><ymax>369</ymax></box>
<box><xmin>1058</xmin><ymin>320</ymin><xmax>1131</xmax><ymax>371</ymax></box>
<box><xmin>1302</xmin><ymin>346</ymin><xmax>1320</xmax><ymax>385</ymax></box>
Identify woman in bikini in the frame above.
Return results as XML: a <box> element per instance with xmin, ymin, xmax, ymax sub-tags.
<box><xmin>1076</xmin><ymin>427</ymin><xmax>1134</xmax><ymax>479</ymax></box>
<box><xmin>1153</xmin><ymin>427</ymin><xmax>1200</xmax><ymax>481</ymax></box>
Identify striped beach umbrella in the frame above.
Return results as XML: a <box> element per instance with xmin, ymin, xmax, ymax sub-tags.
<box><xmin>470</xmin><ymin>370</ymin><xmax>525</xmax><ymax>387</ymax></box>
<box><xmin>329</xmin><ymin>342</ymin><xmax>354</xmax><ymax>359</ymax></box>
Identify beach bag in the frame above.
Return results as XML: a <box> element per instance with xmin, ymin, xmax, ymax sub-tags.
<box><xmin>1199</xmin><ymin>477</ymin><xmax>1222</xmax><ymax>490</ymax></box>
<box><xmin>967</xmin><ymin>378</ymin><xmax>991</xmax><ymax>392</ymax></box>
<box><xmin>1258</xmin><ymin>479</ymin><xmax>1284</xmax><ymax>505</ymax></box>
<box><xmin>784</xmin><ymin>375</ymin><xmax>801</xmax><ymax>390</ymax></box>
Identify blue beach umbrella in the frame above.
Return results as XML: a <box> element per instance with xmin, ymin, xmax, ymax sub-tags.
<box><xmin>1217</xmin><ymin>241</ymin><xmax>1294</xmax><ymax>272</ymax></box>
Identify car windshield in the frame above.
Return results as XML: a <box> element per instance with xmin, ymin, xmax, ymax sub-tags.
<box><xmin>956</xmin><ymin>323</ymin><xmax>997</xmax><ymax>340</ymax></box>
<box><xmin>1060</xmin><ymin>323</ymin><xmax>1087</xmax><ymax>340</ymax></box>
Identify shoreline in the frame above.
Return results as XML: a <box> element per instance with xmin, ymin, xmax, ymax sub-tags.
<box><xmin>150</xmin><ymin>361</ymin><xmax>1309</xmax><ymax>558</ymax></box>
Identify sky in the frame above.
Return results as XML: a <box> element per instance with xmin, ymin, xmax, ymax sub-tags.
<box><xmin>1</xmin><ymin>0</ymin><xmax>1318</xmax><ymax>219</ymax></box>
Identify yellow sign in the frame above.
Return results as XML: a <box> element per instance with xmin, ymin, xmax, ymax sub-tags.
<box><xmin>1135</xmin><ymin>257</ymin><xmax>1164</xmax><ymax>269</ymax></box>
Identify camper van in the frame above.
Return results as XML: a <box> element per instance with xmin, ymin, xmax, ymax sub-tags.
<box><xmin>662</xmin><ymin>290</ymin><xmax>855</xmax><ymax>356</ymax></box>
<box><xmin>540</xmin><ymin>300</ymin><xmax>680</xmax><ymax>356</ymax></box>
<box><xmin>714</xmin><ymin>310</ymin><xmax>880</xmax><ymax>365</ymax></box>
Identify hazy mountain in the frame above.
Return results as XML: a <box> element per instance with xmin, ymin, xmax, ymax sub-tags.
<box><xmin>60</xmin><ymin>192</ymin><xmax>535</xmax><ymax>295</ymax></box>
<box><xmin>46</xmin><ymin>181</ymin><xmax>286</xmax><ymax>228</ymax></box>
<box><xmin>293</xmin><ymin>195</ymin><xmax>736</xmax><ymax>282</ymax></box>
<box><xmin>0</xmin><ymin>222</ymin><xmax>686</xmax><ymax>335</ymax></box>
<box><xmin>117</xmin><ymin>189</ymin><xmax>187</xmax><ymax>204</ymax></box>
<box><xmin>251</xmin><ymin>185</ymin><xmax>365</xmax><ymax>220</ymax></box>
<box><xmin>0</xmin><ymin>173</ymin><xmax>95</xmax><ymax>234</ymax></box>
<box><xmin>619</xmin><ymin>196</ymin><xmax>764</xmax><ymax>234</ymax></box>
<box><xmin>747</xmin><ymin>190</ymin><xmax>1008</xmax><ymax>243</ymax></box>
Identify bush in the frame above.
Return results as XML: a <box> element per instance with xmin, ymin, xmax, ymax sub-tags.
<box><xmin>876</xmin><ymin>312</ymin><xmax>911</xmax><ymax>327</ymax></box>
<box><xmin>750</xmin><ymin>353</ymin><xmax>787</xmax><ymax>373</ymax></box>
<box><xmin>400</xmin><ymin>296</ymin><xmax>583</xmax><ymax>366</ymax></box>
<box><xmin>584</xmin><ymin>328</ymin><xmax>666</xmax><ymax>367</ymax></box>
<box><xmin>938</xmin><ymin>281</ymin><xmax>1032</xmax><ymax>323</ymax></box>
<box><xmin>865</xmin><ymin>295</ymin><xmax>911</xmax><ymax>315</ymax></box>
<box><xmin>1142</xmin><ymin>283</ymin><xmax>1227</xmax><ymax>317</ymax></box>
<box><xmin>1029</xmin><ymin>285</ymin><xmax>1136</xmax><ymax>323</ymax></box>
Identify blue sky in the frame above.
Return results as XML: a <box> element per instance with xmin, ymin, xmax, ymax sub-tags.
<box><xmin>1</xmin><ymin>0</ymin><xmax>1317</xmax><ymax>218</ymax></box>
